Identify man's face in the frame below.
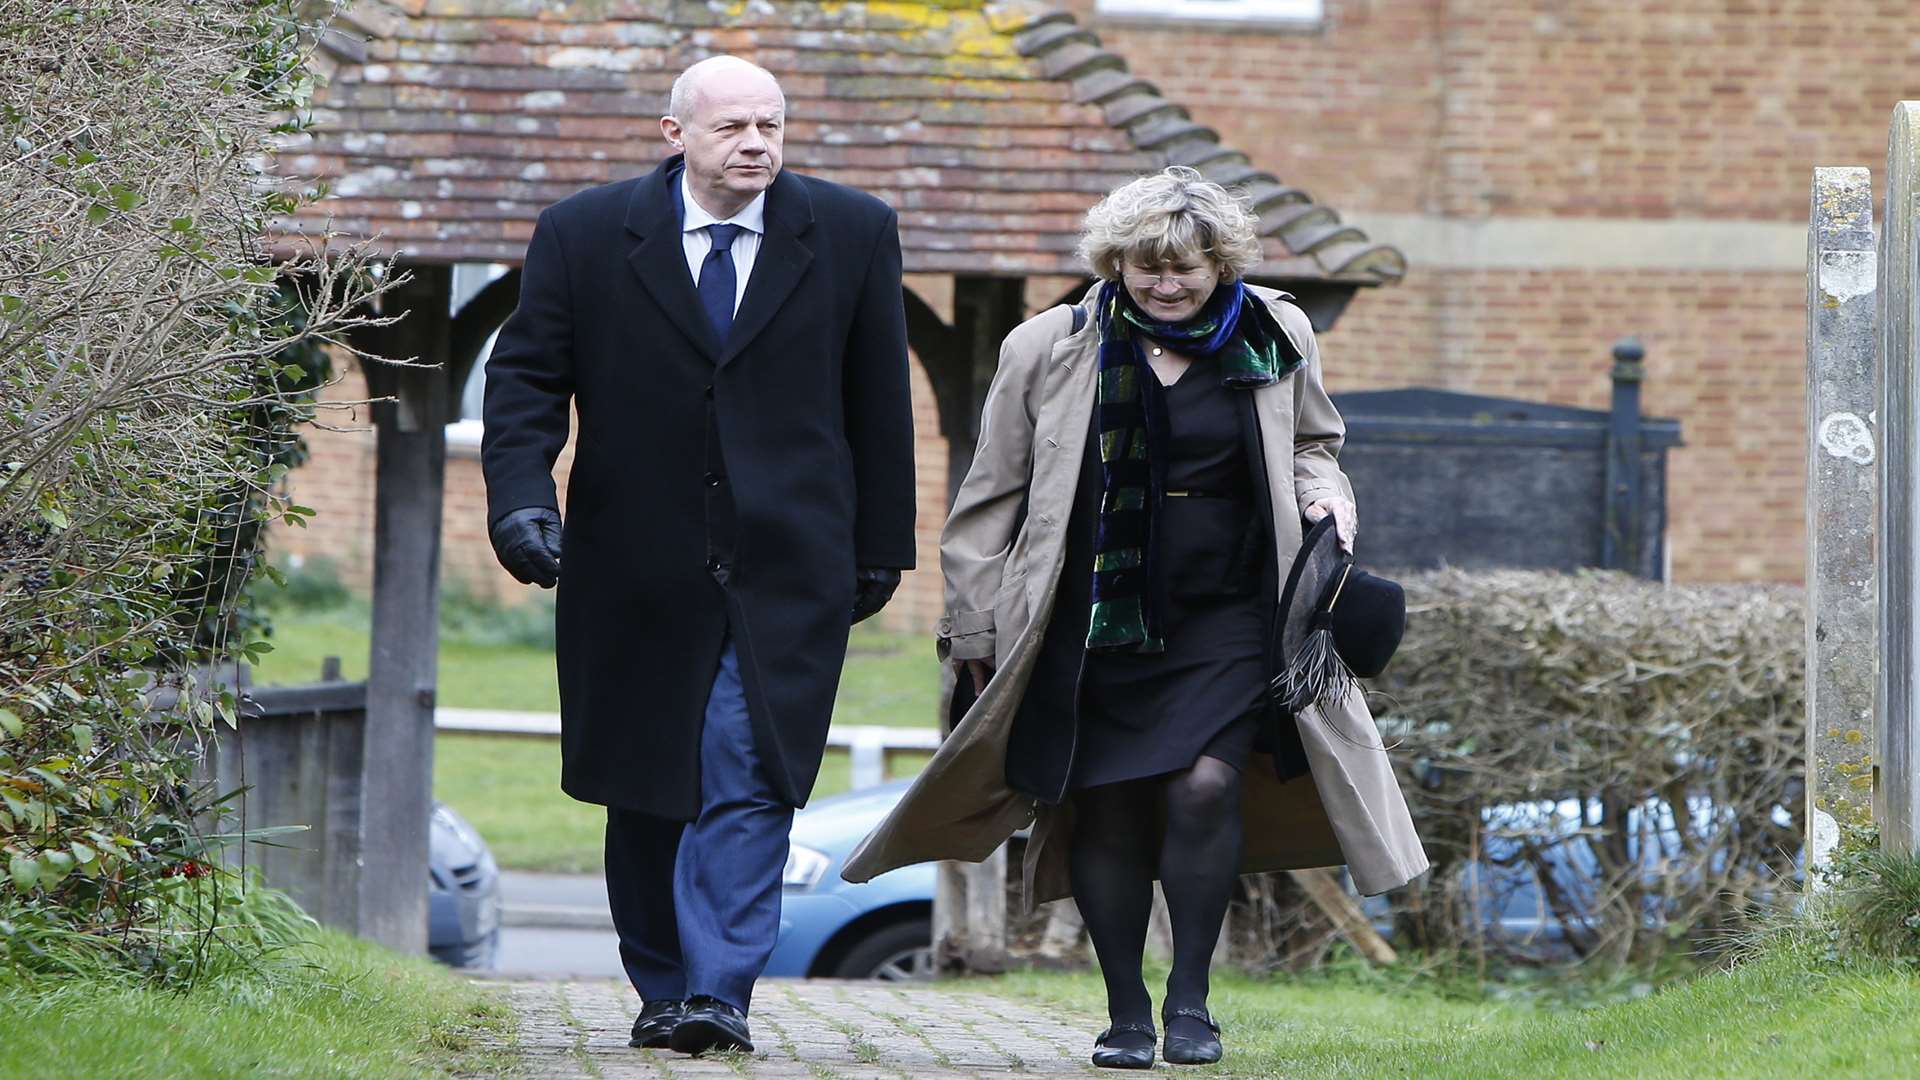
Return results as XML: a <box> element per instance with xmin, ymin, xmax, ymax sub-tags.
<box><xmin>663</xmin><ymin>67</ymin><xmax>785</xmax><ymax>212</ymax></box>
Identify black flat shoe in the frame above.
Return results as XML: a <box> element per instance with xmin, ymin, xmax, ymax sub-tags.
<box><xmin>1091</xmin><ymin>1022</ymin><xmax>1157</xmax><ymax>1070</ymax></box>
<box><xmin>669</xmin><ymin>995</ymin><xmax>754</xmax><ymax>1056</ymax></box>
<box><xmin>1162</xmin><ymin>1006</ymin><xmax>1223</xmax><ymax>1066</ymax></box>
<box><xmin>628</xmin><ymin>998</ymin><xmax>686</xmax><ymax>1048</ymax></box>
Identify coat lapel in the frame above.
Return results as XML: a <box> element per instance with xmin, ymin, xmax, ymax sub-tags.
<box><xmin>624</xmin><ymin>156</ymin><xmax>722</xmax><ymax>361</ymax></box>
<box><xmin>719</xmin><ymin>170</ymin><xmax>813</xmax><ymax>370</ymax></box>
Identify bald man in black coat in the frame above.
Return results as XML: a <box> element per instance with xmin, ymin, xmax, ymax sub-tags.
<box><xmin>482</xmin><ymin>56</ymin><xmax>915</xmax><ymax>1054</ymax></box>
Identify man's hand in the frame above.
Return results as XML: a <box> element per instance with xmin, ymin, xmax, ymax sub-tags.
<box><xmin>851</xmin><ymin>567</ymin><xmax>901</xmax><ymax>624</ymax></box>
<box><xmin>961</xmin><ymin>659</ymin><xmax>994</xmax><ymax>696</ymax></box>
<box><xmin>1303</xmin><ymin>495</ymin><xmax>1358</xmax><ymax>554</ymax></box>
<box><xmin>489</xmin><ymin>506</ymin><xmax>563</xmax><ymax>588</ymax></box>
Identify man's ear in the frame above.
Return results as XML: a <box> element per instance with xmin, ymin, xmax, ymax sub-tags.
<box><xmin>660</xmin><ymin>115</ymin><xmax>684</xmax><ymax>151</ymax></box>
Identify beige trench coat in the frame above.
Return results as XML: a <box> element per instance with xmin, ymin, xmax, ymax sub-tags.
<box><xmin>842</xmin><ymin>285</ymin><xmax>1429</xmax><ymax>903</ymax></box>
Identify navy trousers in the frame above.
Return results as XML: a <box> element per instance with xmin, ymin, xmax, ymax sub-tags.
<box><xmin>605</xmin><ymin>637</ymin><xmax>793</xmax><ymax>1014</ymax></box>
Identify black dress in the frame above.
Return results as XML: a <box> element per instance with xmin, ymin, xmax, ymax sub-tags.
<box><xmin>1070</xmin><ymin>355</ymin><xmax>1268</xmax><ymax>790</ymax></box>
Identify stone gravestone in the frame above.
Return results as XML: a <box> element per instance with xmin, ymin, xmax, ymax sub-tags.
<box><xmin>1806</xmin><ymin>166</ymin><xmax>1878</xmax><ymax>868</ymax></box>
<box><xmin>1880</xmin><ymin>104</ymin><xmax>1920</xmax><ymax>855</ymax></box>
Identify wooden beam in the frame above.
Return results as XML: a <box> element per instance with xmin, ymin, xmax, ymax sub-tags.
<box><xmin>922</xmin><ymin>274</ymin><xmax>1025</xmax><ymax>975</ymax></box>
<box><xmin>946</xmin><ymin>276</ymin><xmax>1027</xmax><ymax>499</ymax></box>
<box><xmin>358</xmin><ymin>263</ymin><xmax>452</xmax><ymax>952</ymax></box>
<box><xmin>448</xmin><ymin>267</ymin><xmax>521</xmax><ymax>392</ymax></box>
<box><xmin>903</xmin><ymin>286</ymin><xmax>974</xmax><ymax>502</ymax></box>
<box><xmin>1287</xmin><ymin>868</ymin><xmax>1398</xmax><ymax>965</ymax></box>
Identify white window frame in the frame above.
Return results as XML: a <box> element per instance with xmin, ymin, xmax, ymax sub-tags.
<box><xmin>1095</xmin><ymin>0</ymin><xmax>1322</xmax><ymax>25</ymax></box>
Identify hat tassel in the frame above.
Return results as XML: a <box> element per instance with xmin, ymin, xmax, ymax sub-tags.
<box><xmin>1270</xmin><ymin>613</ymin><xmax>1356</xmax><ymax>716</ymax></box>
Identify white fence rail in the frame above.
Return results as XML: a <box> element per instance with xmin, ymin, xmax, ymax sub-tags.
<box><xmin>434</xmin><ymin>708</ymin><xmax>938</xmax><ymax>790</ymax></box>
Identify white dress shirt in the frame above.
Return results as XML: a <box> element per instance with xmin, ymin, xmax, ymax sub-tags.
<box><xmin>680</xmin><ymin>172</ymin><xmax>766</xmax><ymax>317</ymax></box>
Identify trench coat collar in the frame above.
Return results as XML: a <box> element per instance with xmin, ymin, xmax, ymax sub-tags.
<box><xmin>1066</xmin><ymin>280</ymin><xmax>1306</xmax><ymax>358</ymax></box>
<box><xmin>623</xmin><ymin>154</ymin><xmax>816</xmax><ymax>367</ymax></box>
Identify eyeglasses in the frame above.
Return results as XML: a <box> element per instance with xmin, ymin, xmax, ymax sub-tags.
<box><xmin>1120</xmin><ymin>267</ymin><xmax>1214</xmax><ymax>290</ymax></box>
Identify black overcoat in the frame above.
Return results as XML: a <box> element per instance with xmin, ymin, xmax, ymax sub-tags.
<box><xmin>481</xmin><ymin>155</ymin><xmax>916</xmax><ymax>819</ymax></box>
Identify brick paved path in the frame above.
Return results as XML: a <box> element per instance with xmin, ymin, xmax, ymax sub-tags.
<box><xmin>501</xmin><ymin>977</ymin><xmax>1111</xmax><ymax>1079</ymax></box>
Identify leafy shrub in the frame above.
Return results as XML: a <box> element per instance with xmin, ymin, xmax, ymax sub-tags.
<box><xmin>438</xmin><ymin>576</ymin><xmax>557</xmax><ymax>650</ymax></box>
<box><xmin>0</xmin><ymin>0</ymin><xmax>391</xmax><ymax>981</ymax></box>
<box><xmin>1220</xmin><ymin>570</ymin><xmax>1803</xmax><ymax>978</ymax></box>
<box><xmin>262</xmin><ymin>555</ymin><xmax>353</xmax><ymax>613</ymax></box>
<box><xmin>1375</xmin><ymin>569</ymin><xmax>1803</xmax><ymax>969</ymax></box>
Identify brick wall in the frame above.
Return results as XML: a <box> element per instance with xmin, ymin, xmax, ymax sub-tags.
<box><xmin>1060</xmin><ymin>0</ymin><xmax>1919</xmax><ymax>583</ymax></box>
<box><xmin>274</xmin><ymin>342</ymin><xmax>953</xmax><ymax>636</ymax></box>
<box><xmin>1072</xmin><ymin>0</ymin><xmax>1915</xmax><ymax>220</ymax></box>
<box><xmin>281</xmin><ymin>0</ymin><xmax>1916</xmax><ymax>608</ymax></box>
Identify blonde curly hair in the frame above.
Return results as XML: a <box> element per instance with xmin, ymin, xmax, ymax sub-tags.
<box><xmin>1076</xmin><ymin>166</ymin><xmax>1264</xmax><ymax>282</ymax></box>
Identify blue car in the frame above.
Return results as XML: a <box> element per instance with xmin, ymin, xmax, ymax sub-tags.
<box><xmin>767</xmin><ymin>780</ymin><xmax>1799</xmax><ymax>973</ymax></box>
<box><xmin>428</xmin><ymin>801</ymin><xmax>502</xmax><ymax>969</ymax></box>
<box><xmin>768</xmin><ymin>780</ymin><xmax>938</xmax><ymax>980</ymax></box>
<box><xmin>1359</xmin><ymin>793</ymin><xmax>1801</xmax><ymax>955</ymax></box>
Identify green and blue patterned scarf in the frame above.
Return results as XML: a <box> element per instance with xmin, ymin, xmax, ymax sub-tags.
<box><xmin>1086</xmin><ymin>280</ymin><xmax>1303</xmax><ymax>653</ymax></box>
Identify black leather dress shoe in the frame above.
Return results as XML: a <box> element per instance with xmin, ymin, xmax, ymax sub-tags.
<box><xmin>1090</xmin><ymin>1022</ymin><xmax>1157</xmax><ymax>1070</ymax></box>
<box><xmin>628</xmin><ymin>998</ymin><xmax>686</xmax><ymax>1049</ymax></box>
<box><xmin>1162</xmin><ymin>1006</ymin><xmax>1223</xmax><ymax>1066</ymax></box>
<box><xmin>669</xmin><ymin>995</ymin><xmax>754</xmax><ymax>1056</ymax></box>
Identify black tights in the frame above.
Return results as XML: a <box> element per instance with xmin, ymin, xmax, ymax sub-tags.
<box><xmin>1069</xmin><ymin>755</ymin><xmax>1245</xmax><ymax>1027</ymax></box>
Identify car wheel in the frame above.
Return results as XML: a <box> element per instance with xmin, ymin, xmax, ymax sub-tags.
<box><xmin>831</xmin><ymin>918</ymin><xmax>935</xmax><ymax>981</ymax></box>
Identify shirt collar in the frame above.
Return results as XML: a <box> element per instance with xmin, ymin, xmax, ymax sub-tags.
<box><xmin>680</xmin><ymin>171</ymin><xmax>767</xmax><ymax>236</ymax></box>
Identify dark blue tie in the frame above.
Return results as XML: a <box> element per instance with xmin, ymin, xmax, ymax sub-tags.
<box><xmin>697</xmin><ymin>223</ymin><xmax>742</xmax><ymax>343</ymax></box>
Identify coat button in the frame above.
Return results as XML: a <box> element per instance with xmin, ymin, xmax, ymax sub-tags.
<box><xmin>705</xmin><ymin>555</ymin><xmax>721</xmax><ymax>572</ymax></box>
<box><xmin>703</xmin><ymin>384</ymin><xmax>714</xmax><ymax>399</ymax></box>
<box><xmin>705</xmin><ymin>473</ymin><xmax>721</xmax><ymax>487</ymax></box>
<box><xmin>937</xmin><ymin>616</ymin><xmax>953</xmax><ymax>635</ymax></box>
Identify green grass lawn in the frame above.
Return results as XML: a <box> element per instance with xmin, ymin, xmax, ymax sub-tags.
<box><xmin>0</xmin><ymin>930</ymin><xmax>511</xmax><ymax>1079</ymax></box>
<box><xmin>434</xmin><ymin>734</ymin><xmax>932</xmax><ymax>872</ymax></box>
<box><xmin>252</xmin><ymin>605</ymin><xmax>943</xmax><ymax>872</ymax></box>
<box><xmin>981</xmin><ymin>949</ymin><xmax>1920</xmax><ymax>1079</ymax></box>
<box><xmin>253</xmin><ymin>605</ymin><xmax>564</xmax><ymax>712</ymax></box>
<box><xmin>252</xmin><ymin>604</ymin><xmax>943</xmax><ymax>724</ymax></box>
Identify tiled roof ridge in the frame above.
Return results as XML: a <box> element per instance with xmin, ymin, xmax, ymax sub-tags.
<box><xmin>288</xmin><ymin>0</ymin><xmax>1404</xmax><ymax>283</ymax></box>
<box><xmin>311</xmin><ymin>0</ymin><xmax>408</xmax><ymax>72</ymax></box>
<box><xmin>1008</xmin><ymin>8</ymin><xmax>1406</xmax><ymax>282</ymax></box>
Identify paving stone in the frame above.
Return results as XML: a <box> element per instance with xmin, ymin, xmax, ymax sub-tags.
<box><xmin>491</xmin><ymin>977</ymin><xmax>1111</xmax><ymax>1078</ymax></box>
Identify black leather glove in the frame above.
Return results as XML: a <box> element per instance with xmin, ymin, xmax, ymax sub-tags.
<box><xmin>489</xmin><ymin>506</ymin><xmax>562</xmax><ymax>588</ymax></box>
<box><xmin>850</xmin><ymin>567</ymin><xmax>901</xmax><ymax>625</ymax></box>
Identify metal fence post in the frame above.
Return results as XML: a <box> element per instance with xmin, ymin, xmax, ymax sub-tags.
<box><xmin>1603</xmin><ymin>336</ymin><xmax>1646</xmax><ymax>574</ymax></box>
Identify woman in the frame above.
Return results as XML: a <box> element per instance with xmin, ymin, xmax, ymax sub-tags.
<box><xmin>841</xmin><ymin>167</ymin><xmax>1427</xmax><ymax>1069</ymax></box>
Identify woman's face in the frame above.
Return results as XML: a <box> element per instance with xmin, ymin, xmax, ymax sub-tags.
<box><xmin>1120</xmin><ymin>251</ymin><xmax>1220</xmax><ymax>323</ymax></box>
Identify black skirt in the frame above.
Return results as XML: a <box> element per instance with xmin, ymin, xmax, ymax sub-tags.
<box><xmin>1071</xmin><ymin>358</ymin><xmax>1268</xmax><ymax>791</ymax></box>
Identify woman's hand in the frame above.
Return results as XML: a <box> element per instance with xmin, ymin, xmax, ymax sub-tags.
<box><xmin>1303</xmin><ymin>495</ymin><xmax>1357</xmax><ymax>554</ymax></box>
<box><xmin>961</xmin><ymin>659</ymin><xmax>995</xmax><ymax>696</ymax></box>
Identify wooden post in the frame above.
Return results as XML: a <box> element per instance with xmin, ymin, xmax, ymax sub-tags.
<box><xmin>358</xmin><ymin>264</ymin><xmax>452</xmax><ymax>951</ymax></box>
<box><xmin>1286</xmin><ymin>869</ymin><xmax>1397</xmax><ymax>965</ymax></box>
<box><xmin>1807</xmin><ymin>167</ymin><xmax>1879</xmax><ymax>868</ymax></box>
<box><xmin>918</xmin><ymin>274</ymin><xmax>1025</xmax><ymax>974</ymax></box>
<box><xmin>1881</xmin><ymin>104</ymin><xmax>1920</xmax><ymax>855</ymax></box>
<box><xmin>1602</xmin><ymin>337</ymin><xmax>1646</xmax><ymax>575</ymax></box>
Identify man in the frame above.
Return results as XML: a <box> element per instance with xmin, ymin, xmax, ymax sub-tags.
<box><xmin>481</xmin><ymin>56</ymin><xmax>915</xmax><ymax>1055</ymax></box>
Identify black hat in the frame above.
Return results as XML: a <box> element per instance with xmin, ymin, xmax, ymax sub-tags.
<box><xmin>1271</xmin><ymin>515</ymin><xmax>1407</xmax><ymax>715</ymax></box>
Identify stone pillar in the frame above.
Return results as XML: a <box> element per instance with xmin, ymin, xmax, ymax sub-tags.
<box><xmin>1880</xmin><ymin>105</ymin><xmax>1920</xmax><ymax>855</ymax></box>
<box><xmin>1807</xmin><ymin>167</ymin><xmax>1878</xmax><ymax>868</ymax></box>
